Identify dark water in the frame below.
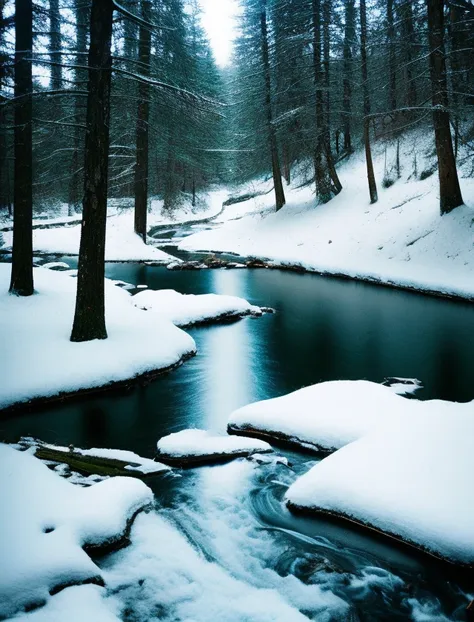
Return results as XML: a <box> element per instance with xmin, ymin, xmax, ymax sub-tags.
<box><xmin>2</xmin><ymin>256</ymin><xmax>474</xmax><ymax>620</ymax></box>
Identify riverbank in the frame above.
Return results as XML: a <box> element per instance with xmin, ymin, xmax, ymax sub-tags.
<box><xmin>178</xmin><ymin>136</ymin><xmax>474</xmax><ymax>301</ymax></box>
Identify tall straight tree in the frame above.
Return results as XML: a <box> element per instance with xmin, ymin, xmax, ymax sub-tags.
<box><xmin>68</xmin><ymin>0</ymin><xmax>88</xmax><ymax>214</ymax></box>
<box><xmin>260</xmin><ymin>0</ymin><xmax>285</xmax><ymax>210</ymax></box>
<box><xmin>426</xmin><ymin>0</ymin><xmax>463</xmax><ymax>214</ymax></box>
<box><xmin>10</xmin><ymin>0</ymin><xmax>34</xmax><ymax>296</ymax></box>
<box><xmin>49</xmin><ymin>0</ymin><xmax>62</xmax><ymax>90</ymax></box>
<box><xmin>70</xmin><ymin>0</ymin><xmax>114</xmax><ymax>342</ymax></box>
<box><xmin>134</xmin><ymin>0</ymin><xmax>151</xmax><ymax>242</ymax></box>
<box><xmin>387</xmin><ymin>0</ymin><xmax>396</xmax><ymax>112</ymax></box>
<box><xmin>342</xmin><ymin>0</ymin><xmax>355</xmax><ymax>154</ymax></box>
<box><xmin>360</xmin><ymin>0</ymin><xmax>378</xmax><ymax>204</ymax></box>
<box><xmin>321</xmin><ymin>0</ymin><xmax>341</xmax><ymax>195</ymax></box>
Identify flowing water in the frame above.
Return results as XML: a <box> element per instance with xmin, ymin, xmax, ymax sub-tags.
<box><xmin>2</xmin><ymin>251</ymin><xmax>474</xmax><ymax>620</ymax></box>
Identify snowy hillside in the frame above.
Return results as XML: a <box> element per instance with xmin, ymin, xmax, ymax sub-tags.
<box><xmin>179</xmin><ymin>133</ymin><xmax>474</xmax><ymax>299</ymax></box>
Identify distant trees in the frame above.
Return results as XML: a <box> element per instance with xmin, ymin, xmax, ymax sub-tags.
<box><xmin>230</xmin><ymin>0</ymin><xmax>472</xmax><ymax>213</ymax></box>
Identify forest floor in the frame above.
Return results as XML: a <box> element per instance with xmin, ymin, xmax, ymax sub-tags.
<box><xmin>179</xmin><ymin>132</ymin><xmax>474</xmax><ymax>300</ymax></box>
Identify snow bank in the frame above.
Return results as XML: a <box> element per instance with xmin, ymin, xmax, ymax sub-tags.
<box><xmin>11</xmin><ymin>585</ymin><xmax>121</xmax><ymax>622</ymax></box>
<box><xmin>285</xmin><ymin>400</ymin><xmax>474</xmax><ymax>566</ymax></box>
<box><xmin>0</xmin><ymin>265</ymin><xmax>196</xmax><ymax>410</ymax></box>
<box><xmin>156</xmin><ymin>428</ymin><xmax>272</xmax><ymax>465</ymax></box>
<box><xmin>228</xmin><ymin>380</ymin><xmax>408</xmax><ymax>453</ymax></box>
<box><xmin>132</xmin><ymin>288</ymin><xmax>263</xmax><ymax>327</ymax></box>
<box><xmin>0</xmin><ymin>444</ymin><xmax>152</xmax><ymax>618</ymax></box>
<box><xmin>1</xmin><ymin>211</ymin><xmax>177</xmax><ymax>262</ymax></box>
<box><xmin>149</xmin><ymin>188</ymin><xmax>227</xmax><ymax>226</ymax></box>
<box><xmin>179</xmin><ymin>133</ymin><xmax>474</xmax><ymax>300</ymax></box>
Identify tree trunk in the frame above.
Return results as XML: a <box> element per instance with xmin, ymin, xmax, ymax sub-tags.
<box><xmin>0</xmin><ymin>0</ymin><xmax>11</xmax><ymax>214</ymax></box>
<box><xmin>322</xmin><ymin>0</ymin><xmax>342</xmax><ymax>195</ymax></box>
<box><xmin>360</xmin><ymin>0</ymin><xmax>378</xmax><ymax>204</ymax></box>
<box><xmin>312</xmin><ymin>0</ymin><xmax>331</xmax><ymax>203</ymax></box>
<box><xmin>134</xmin><ymin>0</ymin><xmax>151</xmax><ymax>243</ymax></box>
<box><xmin>49</xmin><ymin>0</ymin><xmax>62</xmax><ymax>90</ymax></box>
<box><xmin>260</xmin><ymin>0</ymin><xmax>285</xmax><ymax>211</ymax></box>
<box><xmin>70</xmin><ymin>0</ymin><xmax>114</xmax><ymax>342</ymax></box>
<box><xmin>68</xmin><ymin>0</ymin><xmax>88</xmax><ymax>215</ymax></box>
<box><xmin>10</xmin><ymin>0</ymin><xmax>34</xmax><ymax>296</ymax></box>
<box><xmin>342</xmin><ymin>0</ymin><xmax>355</xmax><ymax>153</ymax></box>
<box><xmin>387</xmin><ymin>0</ymin><xmax>397</xmax><ymax>112</ymax></box>
<box><xmin>399</xmin><ymin>0</ymin><xmax>417</xmax><ymax>109</ymax></box>
<box><xmin>427</xmin><ymin>0</ymin><xmax>463</xmax><ymax>214</ymax></box>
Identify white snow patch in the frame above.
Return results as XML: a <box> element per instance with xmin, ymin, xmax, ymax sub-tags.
<box><xmin>229</xmin><ymin>380</ymin><xmax>408</xmax><ymax>452</ymax></box>
<box><xmin>285</xmin><ymin>399</ymin><xmax>474</xmax><ymax>564</ymax></box>
<box><xmin>11</xmin><ymin>585</ymin><xmax>121</xmax><ymax>622</ymax></box>
<box><xmin>0</xmin><ymin>265</ymin><xmax>196</xmax><ymax>410</ymax></box>
<box><xmin>2</xmin><ymin>211</ymin><xmax>177</xmax><ymax>262</ymax></box>
<box><xmin>132</xmin><ymin>288</ymin><xmax>263</xmax><ymax>326</ymax></box>
<box><xmin>157</xmin><ymin>428</ymin><xmax>272</xmax><ymax>458</ymax></box>
<box><xmin>0</xmin><ymin>444</ymin><xmax>152</xmax><ymax>618</ymax></box>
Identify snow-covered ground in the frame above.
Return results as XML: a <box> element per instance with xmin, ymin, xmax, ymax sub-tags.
<box><xmin>132</xmin><ymin>288</ymin><xmax>264</xmax><ymax>327</ymax></box>
<box><xmin>0</xmin><ymin>189</ymin><xmax>227</xmax><ymax>261</ymax></box>
<box><xmin>229</xmin><ymin>380</ymin><xmax>415</xmax><ymax>453</ymax></box>
<box><xmin>0</xmin><ymin>264</ymin><xmax>196</xmax><ymax>411</ymax></box>
<box><xmin>285</xmin><ymin>398</ymin><xmax>474</xmax><ymax>566</ymax></box>
<box><xmin>156</xmin><ymin>428</ymin><xmax>273</xmax><ymax>464</ymax></box>
<box><xmin>179</xmin><ymin>132</ymin><xmax>474</xmax><ymax>299</ymax></box>
<box><xmin>1</xmin><ymin>211</ymin><xmax>177</xmax><ymax>262</ymax></box>
<box><xmin>0</xmin><ymin>444</ymin><xmax>152</xmax><ymax>619</ymax></box>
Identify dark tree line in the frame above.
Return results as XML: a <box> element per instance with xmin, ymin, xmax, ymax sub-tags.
<box><xmin>229</xmin><ymin>0</ymin><xmax>472</xmax><ymax>214</ymax></box>
<box><xmin>1</xmin><ymin>0</ymin><xmax>224</xmax><ymax>342</ymax></box>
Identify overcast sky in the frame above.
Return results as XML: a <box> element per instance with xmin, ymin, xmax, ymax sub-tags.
<box><xmin>199</xmin><ymin>0</ymin><xmax>240</xmax><ymax>67</ymax></box>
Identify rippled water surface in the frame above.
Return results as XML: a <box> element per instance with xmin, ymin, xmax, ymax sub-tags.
<box><xmin>2</xmin><ymin>255</ymin><xmax>474</xmax><ymax>620</ymax></box>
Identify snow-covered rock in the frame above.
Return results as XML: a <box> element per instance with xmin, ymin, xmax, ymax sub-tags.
<box><xmin>228</xmin><ymin>380</ymin><xmax>409</xmax><ymax>453</ymax></box>
<box><xmin>132</xmin><ymin>288</ymin><xmax>263</xmax><ymax>327</ymax></box>
<box><xmin>0</xmin><ymin>265</ymin><xmax>196</xmax><ymax>411</ymax></box>
<box><xmin>156</xmin><ymin>429</ymin><xmax>273</xmax><ymax>465</ymax></box>
<box><xmin>285</xmin><ymin>400</ymin><xmax>474</xmax><ymax>566</ymax></box>
<box><xmin>0</xmin><ymin>444</ymin><xmax>153</xmax><ymax>619</ymax></box>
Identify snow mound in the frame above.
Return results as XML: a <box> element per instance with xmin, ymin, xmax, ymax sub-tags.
<box><xmin>285</xmin><ymin>400</ymin><xmax>474</xmax><ymax>566</ymax></box>
<box><xmin>228</xmin><ymin>380</ymin><xmax>408</xmax><ymax>452</ymax></box>
<box><xmin>0</xmin><ymin>444</ymin><xmax>153</xmax><ymax>618</ymax></box>
<box><xmin>0</xmin><ymin>265</ymin><xmax>196</xmax><ymax>411</ymax></box>
<box><xmin>132</xmin><ymin>288</ymin><xmax>263</xmax><ymax>327</ymax></box>
<box><xmin>11</xmin><ymin>585</ymin><xmax>121</xmax><ymax>622</ymax></box>
<box><xmin>156</xmin><ymin>429</ymin><xmax>273</xmax><ymax>465</ymax></box>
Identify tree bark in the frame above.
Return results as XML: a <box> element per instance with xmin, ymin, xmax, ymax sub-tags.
<box><xmin>68</xmin><ymin>0</ymin><xmax>88</xmax><ymax>215</ymax></box>
<box><xmin>49</xmin><ymin>0</ymin><xmax>62</xmax><ymax>90</ymax></box>
<box><xmin>10</xmin><ymin>0</ymin><xmax>34</xmax><ymax>296</ymax></box>
<box><xmin>312</xmin><ymin>0</ymin><xmax>331</xmax><ymax>203</ymax></box>
<box><xmin>71</xmin><ymin>0</ymin><xmax>114</xmax><ymax>342</ymax></box>
<box><xmin>260</xmin><ymin>0</ymin><xmax>285</xmax><ymax>211</ymax></box>
<box><xmin>134</xmin><ymin>0</ymin><xmax>152</xmax><ymax>243</ymax></box>
<box><xmin>427</xmin><ymin>0</ymin><xmax>463</xmax><ymax>214</ymax></box>
<box><xmin>387</xmin><ymin>0</ymin><xmax>397</xmax><ymax>112</ymax></box>
<box><xmin>322</xmin><ymin>0</ymin><xmax>342</xmax><ymax>195</ymax></box>
<box><xmin>342</xmin><ymin>0</ymin><xmax>355</xmax><ymax>153</ymax></box>
<box><xmin>360</xmin><ymin>0</ymin><xmax>378</xmax><ymax>204</ymax></box>
<box><xmin>399</xmin><ymin>0</ymin><xmax>417</xmax><ymax>109</ymax></box>
<box><xmin>0</xmin><ymin>0</ymin><xmax>11</xmax><ymax>214</ymax></box>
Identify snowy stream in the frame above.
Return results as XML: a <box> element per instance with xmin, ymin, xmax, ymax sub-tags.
<box><xmin>2</xmin><ymin>251</ymin><xmax>474</xmax><ymax>620</ymax></box>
